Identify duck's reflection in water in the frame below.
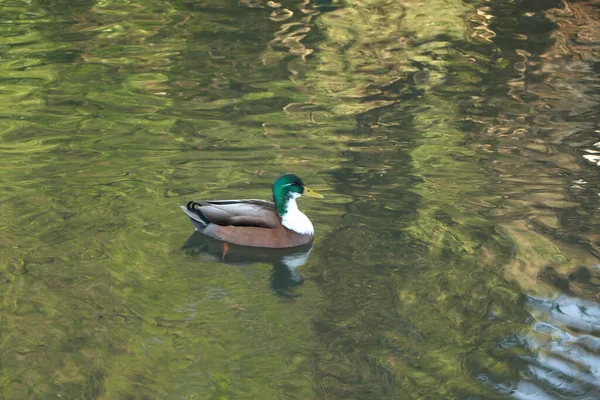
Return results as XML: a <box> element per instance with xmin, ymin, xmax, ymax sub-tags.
<box><xmin>481</xmin><ymin>290</ymin><xmax>600</xmax><ymax>399</ymax></box>
<box><xmin>182</xmin><ymin>231</ymin><xmax>312</xmax><ymax>297</ymax></box>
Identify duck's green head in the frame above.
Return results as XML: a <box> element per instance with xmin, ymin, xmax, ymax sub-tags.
<box><xmin>272</xmin><ymin>173</ymin><xmax>323</xmax><ymax>215</ymax></box>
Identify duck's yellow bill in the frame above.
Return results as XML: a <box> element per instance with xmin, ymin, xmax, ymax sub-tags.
<box><xmin>303</xmin><ymin>186</ymin><xmax>324</xmax><ymax>199</ymax></box>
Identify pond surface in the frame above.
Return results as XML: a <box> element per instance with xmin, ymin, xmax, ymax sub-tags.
<box><xmin>1</xmin><ymin>0</ymin><xmax>599</xmax><ymax>398</ymax></box>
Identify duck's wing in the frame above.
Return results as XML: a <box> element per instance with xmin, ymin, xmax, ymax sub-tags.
<box><xmin>184</xmin><ymin>199</ymin><xmax>280</xmax><ymax>229</ymax></box>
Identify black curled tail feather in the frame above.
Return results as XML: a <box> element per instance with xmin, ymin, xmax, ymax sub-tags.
<box><xmin>183</xmin><ymin>201</ymin><xmax>211</xmax><ymax>225</ymax></box>
<box><xmin>187</xmin><ymin>201</ymin><xmax>201</xmax><ymax>210</ymax></box>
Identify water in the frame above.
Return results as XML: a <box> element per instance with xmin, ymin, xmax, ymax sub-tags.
<box><xmin>1</xmin><ymin>0</ymin><xmax>599</xmax><ymax>398</ymax></box>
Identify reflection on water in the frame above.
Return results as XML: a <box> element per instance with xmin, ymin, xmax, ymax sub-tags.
<box><xmin>0</xmin><ymin>0</ymin><xmax>599</xmax><ymax>398</ymax></box>
<box><xmin>483</xmin><ymin>291</ymin><xmax>600</xmax><ymax>399</ymax></box>
<box><xmin>182</xmin><ymin>231</ymin><xmax>311</xmax><ymax>296</ymax></box>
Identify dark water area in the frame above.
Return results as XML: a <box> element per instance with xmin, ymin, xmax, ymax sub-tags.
<box><xmin>1</xmin><ymin>0</ymin><xmax>599</xmax><ymax>398</ymax></box>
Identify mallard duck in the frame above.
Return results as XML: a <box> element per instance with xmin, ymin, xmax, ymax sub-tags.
<box><xmin>180</xmin><ymin>174</ymin><xmax>323</xmax><ymax>248</ymax></box>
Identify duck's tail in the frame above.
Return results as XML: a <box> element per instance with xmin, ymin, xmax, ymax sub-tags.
<box><xmin>180</xmin><ymin>201</ymin><xmax>210</xmax><ymax>230</ymax></box>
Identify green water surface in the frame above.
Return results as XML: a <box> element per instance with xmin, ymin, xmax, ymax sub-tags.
<box><xmin>1</xmin><ymin>0</ymin><xmax>599</xmax><ymax>398</ymax></box>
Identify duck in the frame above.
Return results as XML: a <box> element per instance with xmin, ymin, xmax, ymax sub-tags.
<box><xmin>180</xmin><ymin>174</ymin><xmax>323</xmax><ymax>248</ymax></box>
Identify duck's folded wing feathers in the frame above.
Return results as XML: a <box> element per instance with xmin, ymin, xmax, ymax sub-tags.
<box><xmin>188</xmin><ymin>200</ymin><xmax>279</xmax><ymax>228</ymax></box>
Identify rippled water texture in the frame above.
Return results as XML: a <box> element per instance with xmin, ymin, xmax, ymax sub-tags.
<box><xmin>1</xmin><ymin>0</ymin><xmax>599</xmax><ymax>398</ymax></box>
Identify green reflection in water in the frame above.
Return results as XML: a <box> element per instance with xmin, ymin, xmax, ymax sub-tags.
<box><xmin>1</xmin><ymin>0</ymin><xmax>599</xmax><ymax>398</ymax></box>
<box><xmin>303</xmin><ymin>1</ymin><xmax>526</xmax><ymax>397</ymax></box>
<box><xmin>1</xmin><ymin>1</ymin><xmax>341</xmax><ymax>398</ymax></box>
